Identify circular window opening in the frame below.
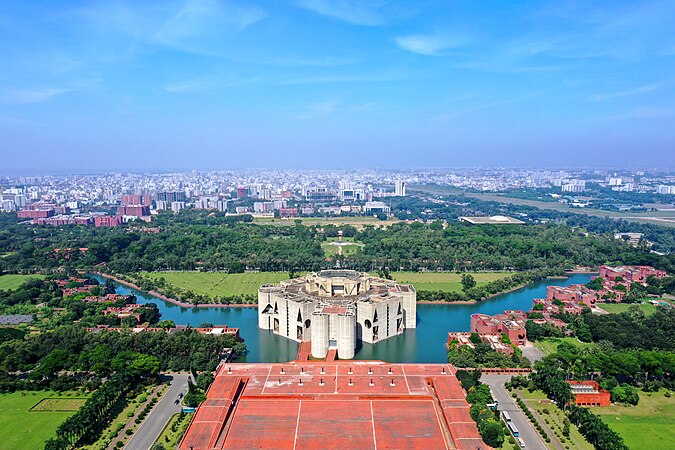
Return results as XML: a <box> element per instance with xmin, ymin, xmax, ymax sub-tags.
<box><xmin>364</xmin><ymin>319</ymin><xmax>372</xmax><ymax>329</ymax></box>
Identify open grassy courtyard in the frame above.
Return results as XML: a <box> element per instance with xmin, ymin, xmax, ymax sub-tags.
<box><xmin>592</xmin><ymin>390</ymin><xmax>675</xmax><ymax>450</ymax></box>
<box><xmin>0</xmin><ymin>274</ymin><xmax>45</xmax><ymax>291</ymax></box>
<box><xmin>533</xmin><ymin>337</ymin><xmax>597</xmax><ymax>356</ymax></box>
<box><xmin>0</xmin><ymin>391</ymin><xmax>83</xmax><ymax>449</ymax></box>
<box><xmin>253</xmin><ymin>216</ymin><xmax>402</xmax><ymax>228</ymax></box>
<box><xmin>391</xmin><ymin>271</ymin><xmax>516</xmax><ymax>293</ymax></box>
<box><xmin>598</xmin><ymin>302</ymin><xmax>660</xmax><ymax>316</ymax></box>
<box><xmin>142</xmin><ymin>271</ymin><xmax>295</xmax><ymax>297</ymax></box>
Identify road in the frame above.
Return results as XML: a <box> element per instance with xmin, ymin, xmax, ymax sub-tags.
<box><xmin>125</xmin><ymin>373</ymin><xmax>190</xmax><ymax>450</ymax></box>
<box><xmin>481</xmin><ymin>374</ymin><xmax>547</xmax><ymax>450</ymax></box>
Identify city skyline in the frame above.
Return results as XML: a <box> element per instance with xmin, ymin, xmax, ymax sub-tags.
<box><xmin>2</xmin><ymin>0</ymin><xmax>675</xmax><ymax>172</ymax></box>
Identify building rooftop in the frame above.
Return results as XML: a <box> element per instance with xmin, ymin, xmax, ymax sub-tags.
<box><xmin>180</xmin><ymin>361</ymin><xmax>485</xmax><ymax>450</ymax></box>
<box><xmin>459</xmin><ymin>215</ymin><xmax>525</xmax><ymax>225</ymax></box>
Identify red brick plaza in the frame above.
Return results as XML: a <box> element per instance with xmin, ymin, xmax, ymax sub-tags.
<box><xmin>179</xmin><ymin>360</ymin><xmax>487</xmax><ymax>450</ymax></box>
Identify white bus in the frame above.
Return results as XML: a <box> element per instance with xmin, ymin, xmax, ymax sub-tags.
<box><xmin>507</xmin><ymin>421</ymin><xmax>519</xmax><ymax>437</ymax></box>
<box><xmin>501</xmin><ymin>411</ymin><xmax>512</xmax><ymax>422</ymax></box>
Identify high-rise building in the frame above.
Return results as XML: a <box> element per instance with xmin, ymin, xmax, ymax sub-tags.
<box><xmin>394</xmin><ymin>180</ymin><xmax>406</xmax><ymax>196</ymax></box>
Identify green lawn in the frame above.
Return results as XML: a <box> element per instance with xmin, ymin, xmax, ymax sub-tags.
<box><xmin>321</xmin><ymin>237</ymin><xmax>364</xmax><ymax>256</ymax></box>
<box><xmin>534</xmin><ymin>337</ymin><xmax>596</xmax><ymax>356</ymax></box>
<box><xmin>142</xmin><ymin>272</ymin><xmax>296</xmax><ymax>297</ymax></box>
<box><xmin>592</xmin><ymin>390</ymin><xmax>675</xmax><ymax>450</ymax></box>
<box><xmin>391</xmin><ymin>271</ymin><xmax>515</xmax><ymax>293</ymax></box>
<box><xmin>598</xmin><ymin>302</ymin><xmax>660</xmax><ymax>316</ymax></box>
<box><xmin>0</xmin><ymin>391</ymin><xmax>82</xmax><ymax>449</ymax></box>
<box><xmin>0</xmin><ymin>274</ymin><xmax>45</xmax><ymax>291</ymax></box>
<box><xmin>141</xmin><ymin>270</ymin><xmax>516</xmax><ymax>298</ymax></box>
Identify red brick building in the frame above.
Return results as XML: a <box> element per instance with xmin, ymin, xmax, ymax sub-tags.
<box><xmin>117</xmin><ymin>205</ymin><xmax>150</xmax><ymax>217</ymax></box>
<box><xmin>599</xmin><ymin>265</ymin><xmax>667</xmax><ymax>283</ymax></box>
<box><xmin>18</xmin><ymin>208</ymin><xmax>54</xmax><ymax>219</ymax></box>
<box><xmin>179</xmin><ymin>361</ymin><xmax>486</xmax><ymax>450</ymax></box>
<box><xmin>279</xmin><ymin>207</ymin><xmax>299</xmax><ymax>218</ymax></box>
<box><xmin>94</xmin><ymin>215</ymin><xmax>121</xmax><ymax>227</ymax></box>
<box><xmin>569</xmin><ymin>380</ymin><xmax>611</xmax><ymax>407</ymax></box>
<box><xmin>470</xmin><ymin>312</ymin><xmax>527</xmax><ymax>345</ymax></box>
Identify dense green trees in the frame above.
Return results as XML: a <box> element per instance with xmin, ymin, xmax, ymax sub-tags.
<box><xmin>568</xmin><ymin>406</ymin><xmax>628</xmax><ymax>450</ymax></box>
<box><xmin>456</xmin><ymin>370</ymin><xmax>504</xmax><ymax>448</ymax></box>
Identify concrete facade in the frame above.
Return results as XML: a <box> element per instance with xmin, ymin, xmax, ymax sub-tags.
<box><xmin>259</xmin><ymin>270</ymin><xmax>416</xmax><ymax>359</ymax></box>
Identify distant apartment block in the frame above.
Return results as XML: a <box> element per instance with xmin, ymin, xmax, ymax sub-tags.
<box><xmin>18</xmin><ymin>208</ymin><xmax>54</xmax><ymax>219</ymax></box>
<box><xmin>656</xmin><ymin>185</ymin><xmax>675</xmax><ymax>194</ymax></box>
<box><xmin>395</xmin><ymin>180</ymin><xmax>406</xmax><ymax>196</ymax></box>
<box><xmin>117</xmin><ymin>205</ymin><xmax>150</xmax><ymax>217</ymax></box>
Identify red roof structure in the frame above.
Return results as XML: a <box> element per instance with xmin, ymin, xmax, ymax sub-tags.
<box><xmin>179</xmin><ymin>361</ymin><xmax>486</xmax><ymax>450</ymax></box>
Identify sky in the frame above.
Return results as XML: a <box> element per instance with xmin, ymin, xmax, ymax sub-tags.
<box><xmin>1</xmin><ymin>0</ymin><xmax>674</xmax><ymax>173</ymax></box>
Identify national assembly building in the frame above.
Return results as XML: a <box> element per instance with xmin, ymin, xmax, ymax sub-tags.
<box><xmin>258</xmin><ymin>270</ymin><xmax>416</xmax><ymax>359</ymax></box>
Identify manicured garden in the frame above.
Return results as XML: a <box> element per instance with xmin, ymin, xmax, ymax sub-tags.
<box><xmin>0</xmin><ymin>391</ymin><xmax>83</xmax><ymax>449</ymax></box>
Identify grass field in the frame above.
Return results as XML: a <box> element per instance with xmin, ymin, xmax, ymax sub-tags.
<box><xmin>30</xmin><ymin>397</ymin><xmax>87</xmax><ymax>412</ymax></box>
<box><xmin>598</xmin><ymin>302</ymin><xmax>660</xmax><ymax>315</ymax></box>
<box><xmin>141</xmin><ymin>271</ymin><xmax>517</xmax><ymax>298</ymax></box>
<box><xmin>0</xmin><ymin>391</ymin><xmax>82</xmax><ymax>449</ymax></box>
<box><xmin>592</xmin><ymin>390</ymin><xmax>675</xmax><ymax>450</ymax></box>
<box><xmin>391</xmin><ymin>271</ymin><xmax>515</xmax><ymax>293</ymax></box>
<box><xmin>534</xmin><ymin>337</ymin><xmax>597</xmax><ymax>356</ymax></box>
<box><xmin>0</xmin><ymin>274</ymin><xmax>45</xmax><ymax>291</ymax></box>
<box><xmin>142</xmin><ymin>272</ymin><xmax>295</xmax><ymax>297</ymax></box>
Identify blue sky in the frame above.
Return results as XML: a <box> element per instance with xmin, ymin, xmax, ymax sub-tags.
<box><xmin>1</xmin><ymin>0</ymin><xmax>674</xmax><ymax>173</ymax></box>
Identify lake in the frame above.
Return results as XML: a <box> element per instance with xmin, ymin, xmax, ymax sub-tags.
<box><xmin>91</xmin><ymin>273</ymin><xmax>592</xmax><ymax>363</ymax></box>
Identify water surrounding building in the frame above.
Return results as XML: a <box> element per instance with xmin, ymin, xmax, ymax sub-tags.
<box><xmin>92</xmin><ymin>273</ymin><xmax>594</xmax><ymax>363</ymax></box>
<box><xmin>258</xmin><ymin>270</ymin><xmax>416</xmax><ymax>359</ymax></box>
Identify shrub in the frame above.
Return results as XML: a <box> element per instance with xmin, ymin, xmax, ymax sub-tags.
<box><xmin>116</xmin><ymin>442</ymin><xmax>124</xmax><ymax>448</ymax></box>
<box><xmin>125</xmin><ymin>429</ymin><xmax>133</xmax><ymax>436</ymax></box>
<box><xmin>542</xmin><ymin>408</ymin><xmax>549</xmax><ymax>414</ymax></box>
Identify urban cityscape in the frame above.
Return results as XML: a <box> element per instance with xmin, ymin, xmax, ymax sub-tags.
<box><xmin>1</xmin><ymin>1</ymin><xmax>675</xmax><ymax>450</ymax></box>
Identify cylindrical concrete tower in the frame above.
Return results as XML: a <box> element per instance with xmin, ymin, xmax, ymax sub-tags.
<box><xmin>311</xmin><ymin>313</ymin><xmax>329</xmax><ymax>359</ymax></box>
<box><xmin>337</xmin><ymin>312</ymin><xmax>356</xmax><ymax>359</ymax></box>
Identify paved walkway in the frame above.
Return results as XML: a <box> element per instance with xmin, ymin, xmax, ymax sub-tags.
<box><xmin>481</xmin><ymin>374</ymin><xmax>547</xmax><ymax>450</ymax></box>
<box><xmin>124</xmin><ymin>373</ymin><xmax>190</xmax><ymax>450</ymax></box>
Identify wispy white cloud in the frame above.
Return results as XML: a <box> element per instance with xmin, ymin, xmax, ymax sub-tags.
<box><xmin>590</xmin><ymin>106</ymin><xmax>675</xmax><ymax>122</ymax></box>
<box><xmin>162</xmin><ymin>75</ymin><xmax>262</xmax><ymax>93</ymax></box>
<box><xmin>592</xmin><ymin>83</ymin><xmax>661</xmax><ymax>101</ymax></box>
<box><xmin>295</xmin><ymin>0</ymin><xmax>390</xmax><ymax>26</ymax></box>
<box><xmin>395</xmin><ymin>34</ymin><xmax>465</xmax><ymax>56</ymax></box>
<box><xmin>154</xmin><ymin>0</ymin><xmax>267</xmax><ymax>45</ymax></box>
<box><xmin>0</xmin><ymin>88</ymin><xmax>74</xmax><ymax>104</ymax></box>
